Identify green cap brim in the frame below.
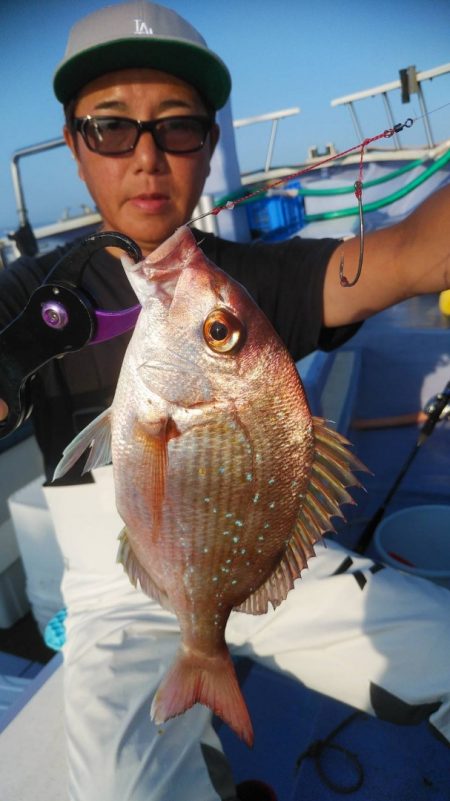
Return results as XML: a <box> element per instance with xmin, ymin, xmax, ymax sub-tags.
<box><xmin>53</xmin><ymin>38</ymin><xmax>231</xmax><ymax>110</ymax></box>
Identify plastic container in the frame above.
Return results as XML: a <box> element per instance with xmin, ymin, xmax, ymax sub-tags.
<box><xmin>246</xmin><ymin>182</ymin><xmax>305</xmax><ymax>240</ymax></box>
<box><xmin>374</xmin><ymin>505</ymin><xmax>450</xmax><ymax>588</ymax></box>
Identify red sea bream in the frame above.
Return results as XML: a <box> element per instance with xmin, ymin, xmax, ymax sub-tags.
<box><xmin>54</xmin><ymin>226</ymin><xmax>365</xmax><ymax>746</ymax></box>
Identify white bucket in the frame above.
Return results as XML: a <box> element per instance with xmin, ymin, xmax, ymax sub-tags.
<box><xmin>374</xmin><ymin>505</ymin><xmax>450</xmax><ymax>589</ymax></box>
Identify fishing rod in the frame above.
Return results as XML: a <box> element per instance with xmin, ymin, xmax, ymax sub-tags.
<box><xmin>354</xmin><ymin>380</ymin><xmax>450</xmax><ymax>554</ymax></box>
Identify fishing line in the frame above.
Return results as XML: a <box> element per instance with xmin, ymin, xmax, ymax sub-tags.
<box><xmin>187</xmin><ymin>99</ymin><xmax>450</xmax><ymax>228</ymax></box>
<box><xmin>187</xmin><ymin>122</ymin><xmax>406</xmax><ymax>226</ymax></box>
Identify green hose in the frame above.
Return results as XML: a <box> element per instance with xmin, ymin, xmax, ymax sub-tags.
<box><xmin>217</xmin><ymin>156</ymin><xmax>428</xmax><ymax>206</ymax></box>
<box><xmin>298</xmin><ymin>156</ymin><xmax>428</xmax><ymax>196</ymax></box>
<box><xmin>304</xmin><ymin>149</ymin><xmax>450</xmax><ymax>221</ymax></box>
<box><xmin>215</xmin><ymin>148</ymin><xmax>450</xmax><ymax>222</ymax></box>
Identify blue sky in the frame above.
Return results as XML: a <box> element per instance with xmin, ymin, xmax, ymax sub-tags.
<box><xmin>1</xmin><ymin>0</ymin><xmax>449</xmax><ymax>234</ymax></box>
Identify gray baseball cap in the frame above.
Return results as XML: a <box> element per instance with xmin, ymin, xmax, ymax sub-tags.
<box><xmin>53</xmin><ymin>1</ymin><xmax>232</xmax><ymax>110</ymax></box>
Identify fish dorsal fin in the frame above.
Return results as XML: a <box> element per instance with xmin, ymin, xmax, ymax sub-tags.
<box><xmin>117</xmin><ymin>528</ymin><xmax>173</xmax><ymax>611</ymax></box>
<box><xmin>235</xmin><ymin>417</ymin><xmax>366</xmax><ymax>615</ymax></box>
<box><xmin>53</xmin><ymin>408</ymin><xmax>112</xmax><ymax>480</ymax></box>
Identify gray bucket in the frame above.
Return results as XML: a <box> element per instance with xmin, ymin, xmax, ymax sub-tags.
<box><xmin>374</xmin><ymin>505</ymin><xmax>450</xmax><ymax>589</ymax></box>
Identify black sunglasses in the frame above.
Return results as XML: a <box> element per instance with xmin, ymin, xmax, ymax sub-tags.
<box><xmin>73</xmin><ymin>114</ymin><xmax>213</xmax><ymax>156</ymax></box>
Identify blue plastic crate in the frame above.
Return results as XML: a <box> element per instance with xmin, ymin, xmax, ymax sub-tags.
<box><xmin>246</xmin><ymin>182</ymin><xmax>304</xmax><ymax>240</ymax></box>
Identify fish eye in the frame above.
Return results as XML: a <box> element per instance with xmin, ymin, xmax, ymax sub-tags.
<box><xmin>203</xmin><ymin>308</ymin><xmax>245</xmax><ymax>353</ymax></box>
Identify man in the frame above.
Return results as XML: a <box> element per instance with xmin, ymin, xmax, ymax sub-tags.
<box><xmin>1</xmin><ymin>3</ymin><xmax>449</xmax><ymax>801</ymax></box>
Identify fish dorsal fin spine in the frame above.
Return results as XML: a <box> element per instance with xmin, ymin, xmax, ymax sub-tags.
<box><xmin>234</xmin><ymin>417</ymin><xmax>366</xmax><ymax>615</ymax></box>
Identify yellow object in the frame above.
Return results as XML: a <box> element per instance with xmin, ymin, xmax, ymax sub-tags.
<box><xmin>439</xmin><ymin>290</ymin><xmax>450</xmax><ymax>316</ymax></box>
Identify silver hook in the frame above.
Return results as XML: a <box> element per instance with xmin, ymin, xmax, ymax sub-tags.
<box><xmin>339</xmin><ymin>180</ymin><xmax>365</xmax><ymax>288</ymax></box>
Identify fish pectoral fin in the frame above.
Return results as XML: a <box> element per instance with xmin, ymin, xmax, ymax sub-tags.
<box><xmin>117</xmin><ymin>528</ymin><xmax>172</xmax><ymax>611</ymax></box>
<box><xmin>53</xmin><ymin>407</ymin><xmax>112</xmax><ymax>480</ymax></box>
<box><xmin>151</xmin><ymin>645</ymin><xmax>254</xmax><ymax>748</ymax></box>
<box><xmin>235</xmin><ymin>416</ymin><xmax>367</xmax><ymax>615</ymax></box>
<box><xmin>135</xmin><ymin>418</ymin><xmax>176</xmax><ymax>533</ymax></box>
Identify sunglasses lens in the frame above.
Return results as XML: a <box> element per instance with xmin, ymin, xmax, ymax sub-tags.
<box><xmin>83</xmin><ymin>118</ymin><xmax>137</xmax><ymax>154</ymax></box>
<box><xmin>155</xmin><ymin>117</ymin><xmax>209</xmax><ymax>152</ymax></box>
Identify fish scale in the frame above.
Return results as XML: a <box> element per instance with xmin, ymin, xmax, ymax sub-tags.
<box><xmin>164</xmin><ymin>418</ymin><xmax>268</xmax><ymax>604</ymax></box>
<box><xmin>54</xmin><ymin>225</ymin><xmax>366</xmax><ymax>747</ymax></box>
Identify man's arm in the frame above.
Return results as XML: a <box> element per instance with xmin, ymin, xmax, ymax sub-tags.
<box><xmin>323</xmin><ymin>183</ymin><xmax>450</xmax><ymax>327</ymax></box>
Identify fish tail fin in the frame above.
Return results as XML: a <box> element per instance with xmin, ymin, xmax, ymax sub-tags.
<box><xmin>151</xmin><ymin>647</ymin><xmax>254</xmax><ymax>747</ymax></box>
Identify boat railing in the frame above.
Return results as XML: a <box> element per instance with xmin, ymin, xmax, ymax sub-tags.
<box><xmin>9</xmin><ymin>107</ymin><xmax>301</xmax><ymax>233</ymax></box>
<box><xmin>6</xmin><ymin>63</ymin><xmax>449</xmax><ymax>229</ymax></box>
<box><xmin>233</xmin><ymin>107</ymin><xmax>301</xmax><ymax>174</ymax></box>
<box><xmin>11</xmin><ymin>137</ymin><xmax>66</xmax><ymax>231</ymax></box>
<box><xmin>331</xmin><ymin>62</ymin><xmax>450</xmax><ymax>150</ymax></box>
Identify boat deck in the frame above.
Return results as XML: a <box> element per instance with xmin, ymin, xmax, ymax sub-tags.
<box><xmin>1</xmin><ymin>294</ymin><xmax>449</xmax><ymax>800</ymax></box>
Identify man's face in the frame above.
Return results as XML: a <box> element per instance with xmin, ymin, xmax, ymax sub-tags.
<box><xmin>65</xmin><ymin>69</ymin><xmax>219</xmax><ymax>255</ymax></box>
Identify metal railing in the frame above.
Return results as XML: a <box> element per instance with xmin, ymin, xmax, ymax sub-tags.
<box><xmin>233</xmin><ymin>107</ymin><xmax>301</xmax><ymax>173</ymax></box>
<box><xmin>9</xmin><ymin>106</ymin><xmax>302</xmax><ymax>235</ymax></box>
<box><xmin>11</xmin><ymin>138</ymin><xmax>65</xmax><ymax>229</ymax></box>
<box><xmin>331</xmin><ymin>63</ymin><xmax>450</xmax><ymax>150</ymax></box>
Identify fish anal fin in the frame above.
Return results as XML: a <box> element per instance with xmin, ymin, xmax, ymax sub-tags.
<box><xmin>234</xmin><ymin>553</ymin><xmax>297</xmax><ymax>616</ymax></box>
<box><xmin>117</xmin><ymin>528</ymin><xmax>172</xmax><ymax>611</ymax></box>
<box><xmin>235</xmin><ymin>416</ymin><xmax>366</xmax><ymax>615</ymax></box>
<box><xmin>151</xmin><ymin>646</ymin><xmax>254</xmax><ymax>748</ymax></box>
<box><xmin>53</xmin><ymin>408</ymin><xmax>112</xmax><ymax>480</ymax></box>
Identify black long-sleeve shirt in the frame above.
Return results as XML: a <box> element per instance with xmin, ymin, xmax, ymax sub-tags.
<box><xmin>0</xmin><ymin>230</ymin><xmax>360</xmax><ymax>481</ymax></box>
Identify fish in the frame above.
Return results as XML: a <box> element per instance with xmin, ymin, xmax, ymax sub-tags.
<box><xmin>54</xmin><ymin>225</ymin><xmax>365</xmax><ymax>747</ymax></box>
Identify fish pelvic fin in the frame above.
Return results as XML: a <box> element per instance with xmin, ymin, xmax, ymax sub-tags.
<box><xmin>151</xmin><ymin>646</ymin><xmax>254</xmax><ymax>748</ymax></box>
<box><xmin>117</xmin><ymin>528</ymin><xmax>172</xmax><ymax>611</ymax></box>
<box><xmin>236</xmin><ymin>416</ymin><xmax>367</xmax><ymax>615</ymax></box>
<box><xmin>53</xmin><ymin>408</ymin><xmax>112</xmax><ymax>480</ymax></box>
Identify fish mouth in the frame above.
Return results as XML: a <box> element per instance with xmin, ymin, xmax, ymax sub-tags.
<box><xmin>146</xmin><ymin>225</ymin><xmax>197</xmax><ymax>264</ymax></box>
<box><xmin>123</xmin><ymin>227</ymin><xmax>199</xmax><ymax>307</ymax></box>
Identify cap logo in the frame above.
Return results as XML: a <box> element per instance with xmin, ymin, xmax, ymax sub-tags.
<box><xmin>134</xmin><ymin>19</ymin><xmax>154</xmax><ymax>35</ymax></box>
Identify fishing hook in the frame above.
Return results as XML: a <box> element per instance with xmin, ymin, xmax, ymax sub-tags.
<box><xmin>339</xmin><ymin>180</ymin><xmax>365</xmax><ymax>288</ymax></box>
